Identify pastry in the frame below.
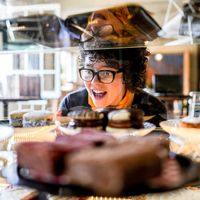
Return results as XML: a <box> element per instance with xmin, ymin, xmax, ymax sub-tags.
<box><xmin>65</xmin><ymin>136</ymin><xmax>169</xmax><ymax>196</ymax></box>
<box><xmin>179</xmin><ymin>116</ymin><xmax>200</xmax><ymax>128</ymax></box>
<box><xmin>106</xmin><ymin>108</ymin><xmax>144</xmax><ymax>133</ymax></box>
<box><xmin>9</xmin><ymin>110</ymin><xmax>29</xmax><ymax>127</ymax></box>
<box><xmin>95</xmin><ymin>107</ymin><xmax>117</xmax><ymax>130</ymax></box>
<box><xmin>16</xmin><ymin>130</ymin><xmax>115</xmax><ymax>176</ymax></box>
<box><xmin>67</xmin><ymin>109</ymin><xmax>104</xmax><ymax>129</ymax></box>
<box><xmin>16</xmin><ymin>133</ymin><xmax>169</xmax><ymax>196</ymax></box>
<box><xmin>22</xmin><ymin>110</ymin><xmax>54</xmax><ymax>127</ymax></box>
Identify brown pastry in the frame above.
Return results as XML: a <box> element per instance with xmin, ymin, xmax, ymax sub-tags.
<box><xmin>79</xmin><ymin>4</ymin><xmax>161</xmax><ymax>48</ymax></box>
<box><xmin>95</xmin><ymin>107</ymin><xmax>117</xmax><ymax>130</ymax></box>
<box><xmin>16</xmin><ymin>129</ymin><xmax>116</xmax><ymax>175</ymax></box>
<box><xmin>65</xmin><ymin>136</ymin><xmax>169</xmax><ymax>196</ymax></box>
<box><xmin>16</xmin><ymin>142</ymin><xmax>66</xmax><ymax>175</ymax></box>
<box><xmin>107</xmin><ymin>108</ymin><xmax>144</xmax><ymax>129</ymax></box>
<box><xmin>67</xmin><ymin>109</ymin><xmax>104</xmax><ymax>129</ymax></box>
<box><xmin>179</xmin><ymin>116</ymin><xmax>200</xmax><ymax>128</ymax></box>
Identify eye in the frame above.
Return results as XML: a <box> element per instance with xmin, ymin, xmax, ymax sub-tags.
<box><xmin>84</xmin><ymin>69</ymin><xmax>93</xmax><ymax>75</ymax></box>
<box><xmin>99</xmin><ymin>70</ymin><xmax>113</xmax><ymax>77</ymax></box>
<box><xmin>81</xmin><ymin>69</ymin><xmax>93</xmax><ymax>80</ymax></box>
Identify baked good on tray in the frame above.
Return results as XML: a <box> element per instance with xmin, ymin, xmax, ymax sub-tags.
<box><xmin>95</xmin><ymin>107</ymin><xmax>117</xmax><ymax>130</ymax></box>
<box><xmin>22</xmin><ymin>110</ymin><xmax>54</xmax><ymax>127</ymax></box>
<box><xmin>16</xmin><ymin>130</ymin><xmax>173</xmax><ymax>196</ymax></box>
<box><xmin>66</xmin><ymin>109</ymin><xmax>104</xmax><ymax>129</ymax></box>
<box><xmin>106</xmin><ymin>108</ymin><xmax>144</xmax><ymax>132</ymax></box>
<box><xmin>65</xmin><ymin>136</ymin><xmax>169</xmax><ymax>196</ymax></box>
<box><xmin>9</xmin><ymin>110</ymin><xmax>29</xmax><ymax>127</ymax></box>
<box><xmin>179</xmin><ymin>116</ymin><xmax>200</xmax><ymax>128</ymax></box>
<box><xmin>16</xmin><ymin>130</ymin><xmax>115</xmax><ymax>176</ymax></box>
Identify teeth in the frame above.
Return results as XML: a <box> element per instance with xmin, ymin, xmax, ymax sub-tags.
<box><xmin>93</xmin><ymin>90</ymin><xmax>104</xmax><ymax>93</ymax></box>
<box><xmin>95</xmin><ymin>93</ymin><xmax>104</xmax><ymax>98</ymax></box>
<box><xmin>92</xmin><ymin>90</ymin><xmax>106</xmax><ymax>98</ymax></box>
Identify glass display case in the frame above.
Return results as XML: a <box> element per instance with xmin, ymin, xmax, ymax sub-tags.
<box><xmin>0</xmin><ymin>1</ymin><xmax>199</xmax><ymax>199</ymax></box>
<box><xmin>0</xmin><ymin>1</ymin><xmax>198</xmax><ymax>111</ymax></box>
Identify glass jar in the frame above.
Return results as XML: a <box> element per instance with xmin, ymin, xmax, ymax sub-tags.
<box><xmin>188</xmin><ymin>91</ymin><xmax>200</xmax><ymax>117</ymax></box>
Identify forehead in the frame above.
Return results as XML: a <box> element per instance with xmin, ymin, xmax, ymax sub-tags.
<box><xmin>84</xmin><ymin>55</ymin><xmax>120</xmax><ymax>70</ymax></box>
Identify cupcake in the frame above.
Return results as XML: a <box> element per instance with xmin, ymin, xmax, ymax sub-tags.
<box><xmin>23</xmin><ymin>110</ymin><xmax>54</xmax><ymax>128</ymax></box>
<box><xmin>9</xmin><ymin>110</ymin><xmax>29</xmax><ymax>127</ymax></box>
<box><xmin>106</xmin><ymin>108</ymin><xmax>144</xmax><ymax>133</ymax></box>
<box><xmin>67</xmin><ymin>109</ymin><xmax>104</xmax><ymax>130</ymax></box>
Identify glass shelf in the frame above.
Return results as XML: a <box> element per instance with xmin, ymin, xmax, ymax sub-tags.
<box><xmin>0</xmin><ymin>1</ymin><xmax>199</xmax><ymax>52</ymax></box>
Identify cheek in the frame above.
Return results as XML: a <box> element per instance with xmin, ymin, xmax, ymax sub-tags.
<box><xmin>107</xmin><ymin>79</ymin><xmax>125</xmax><ymax>95</ymax></box>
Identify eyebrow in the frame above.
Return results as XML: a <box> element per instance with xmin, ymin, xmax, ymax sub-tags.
<box><xmin>85</xmin><ymin>63</ymin><xmax>94</xmax><ymax>68</ymax></box>
<box><xmin>85</xmin><ymin>64</ymin><xmax>117</xmax><ymax>70</ymax></box>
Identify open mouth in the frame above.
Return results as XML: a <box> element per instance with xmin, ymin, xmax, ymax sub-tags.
<box><xmin>92</xmin><ymin>90</ymin><xmax>107</xmax><ymax>99</ymax></box>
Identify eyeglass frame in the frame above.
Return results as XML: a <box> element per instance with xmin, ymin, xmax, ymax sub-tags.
<box><xmin>79</xmin><ymin>67</ymin><xmax>123</xmax><ymax>84</ymax></box>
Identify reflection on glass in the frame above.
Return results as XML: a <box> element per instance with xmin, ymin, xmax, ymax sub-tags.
<box><xmin>65</xmin><ymin>4</ymin><xmax>161</xmax><ymax>49</ymax></box>
<box><xmin>0</xmin><ymin>4</ymin><xmax>162</xmax><ymax>50</ymax></box>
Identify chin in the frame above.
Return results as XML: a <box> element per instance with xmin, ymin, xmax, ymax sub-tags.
<box><xmin>93</xmin><ymin>101</ymin><xmax>108</xmax><ymax>109</ymax></box>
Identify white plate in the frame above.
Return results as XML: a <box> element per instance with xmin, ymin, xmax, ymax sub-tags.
<box><xmin>0</xmin><ymin>126</ymin><xmax>14</xmax><ymax>141</ymax></box>
<box><xmin>160</xmin><ymin>119</ymin><xmax>200</xmax><ymax>140</ymax></box>
<box><xmin>58</xmin><ymin>126</ymin><xmax>104</xmax><ymax>135</ymax></box>
<box><xmin>58</xmin><ymin>122</ymin><xmax>156</xmax><ymax>138</ymax></box>
<box><xmin>107</xmin><ymin>122</ymin><xmax>156</xmax><ymax>138</ymax></box>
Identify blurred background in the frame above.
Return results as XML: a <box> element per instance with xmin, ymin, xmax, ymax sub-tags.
<box><xmin>0</xmin><ymin>0</ymin><xmax>199</xmax><ymax>119</ymax></box>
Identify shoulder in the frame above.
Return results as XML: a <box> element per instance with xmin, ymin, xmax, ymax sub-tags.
<box><xmin>135</xmin><ymin>88</ymin><xmax>160</xmax><ymax>101</ymax></box>
<box><xmin>132</xmin><ymin>88</ymin><xmax>167</xmax><ymax>124</ymax></box>
<box><xmin>58</xmin><ymin>88</ymin><xmax>90</xmax><ymax>115</ymax></box>
<box><xmin>134</xmin><ymin>88</ymin><xmax>164</xmax><ymax>105</ymax></box>
<box><xmin>66</xmin><ymin>87</ymin><xmax>88</xmax><ymax>99</ymax></box>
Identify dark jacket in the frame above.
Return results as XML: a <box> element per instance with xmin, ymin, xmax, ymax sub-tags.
<box><xmin>58</xmin><ymin>87</ymin><xmax>167</xmax><ymax>126</ymax></box>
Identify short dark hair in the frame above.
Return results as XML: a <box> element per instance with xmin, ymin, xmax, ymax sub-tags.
<box><xmin>80</xmin><ymin>48</ymin><xmax>150</xmax><ymax>91</ymax></box>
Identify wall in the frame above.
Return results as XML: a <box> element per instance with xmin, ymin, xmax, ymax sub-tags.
<box><xmin>148</xmin><ymin>44</ymin><xmax>199</xmax><ymax>93</ymax></box>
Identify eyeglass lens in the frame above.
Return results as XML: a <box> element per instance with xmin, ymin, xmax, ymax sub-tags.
<box><xmin>80</xmin><ymin>69</ymin><xmax>115</xmax><ymax>83</ymax></box>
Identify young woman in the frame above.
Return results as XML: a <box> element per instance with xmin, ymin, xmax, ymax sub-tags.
<box><xmin>58</xmin><ymin>47</ymin><xmax>167</xmax><ymax>126</ymax></box>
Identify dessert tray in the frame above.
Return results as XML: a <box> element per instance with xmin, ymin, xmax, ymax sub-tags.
<box><xmin>15</xmin><ymin>152</ymin><xmax>200</xmax><ymax>197</ymax></box>
<box><xmin>160</xmin><ymin>119</ymin><xmax>200</xmax><ymax>140</ymax></box>
<box><xmin>106</xmin><ymin>122</ymin><xmax>156</xmax><ymax>138</ymax></box>
<box><xmin>59</xmin><ymin>122</ymin><xmax>156</xmax><ymax>138</ymax></box>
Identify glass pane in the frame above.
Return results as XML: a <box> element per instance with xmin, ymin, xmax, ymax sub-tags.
<box><xmin>13</xmin><ymin>54</ymin><xmax>25</xmax><ymax>70</ymax></box>
<box><xmin>28</xmin><ymin>53</ymin><xmax>39</xmax><ymax>70</ymax></box>
<box><xmin>44</xmin><ymin>53</ymin><xmax>54</xmax><ymax>69</ymax></box>
<box><xmin>19</xmin><ymin>75</ymin><xmax>40</xmax><ymax>97</ymax></box>
<box><xmin>44</xmin><ymin>74</ymin><xmax>55</xmax><ymax>91</ymax></box>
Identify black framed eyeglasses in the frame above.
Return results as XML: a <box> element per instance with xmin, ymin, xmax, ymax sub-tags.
<box><xmin>79</xmin><ymin>68</ymin><xmax>123</xmax><ymax>84</ymax></box>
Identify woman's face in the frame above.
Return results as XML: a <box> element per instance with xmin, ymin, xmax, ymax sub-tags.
<box><xmin>83</xmin><ymin>56</ymin><xmax>126</xmax><ymax>108</ymax></box>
